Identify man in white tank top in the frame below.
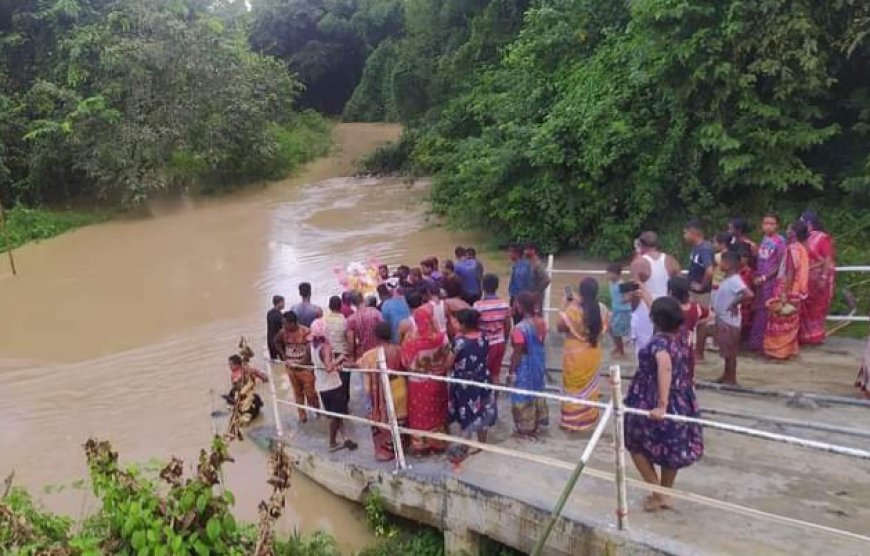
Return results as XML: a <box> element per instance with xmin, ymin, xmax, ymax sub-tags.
<box><xmin>630</xmin><ymin>231</ymin><xmax>681</xmax><ymax>300</ymax></box>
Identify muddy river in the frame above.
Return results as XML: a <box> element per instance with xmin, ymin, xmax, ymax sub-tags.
<box><xmin>0</xmin><ymin>123</ymin><xmax>493</xmax><ymax>551</ymax></box>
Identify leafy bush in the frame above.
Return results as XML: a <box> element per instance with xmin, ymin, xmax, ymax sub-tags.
<box><xmin>0</xmin><ymin>444</ymin><xmax>457</xmax><ymax>556</ymax></box>
<box><xmin>357</xmin><ymin>131</ymin><xmax>420</xmax><ymax>176</ymax></box>
<box><xmin>0</xmin><ymin>487</ymin><xmax>74</xmax><ymax>553</ymax></box>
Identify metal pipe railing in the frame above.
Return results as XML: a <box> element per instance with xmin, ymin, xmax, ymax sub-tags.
<box><xmin>267</xmin><ymin>360</ymin><xmax>870</xmax><ymax>461</ymax></box>
<box><xmin>545</xmin><ymin>261</ymin><xmax>870</xmax><ymax>322</ymax></box>
<box><xmin>264</xmin><ymin>367</ymin><xmax>870</xmax><ymax>546</ymax></box>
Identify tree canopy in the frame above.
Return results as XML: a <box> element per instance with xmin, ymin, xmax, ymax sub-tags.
<box><xmin>0</xmin><ymin>0</ymin><xmax>329</xmax><ymax>208</ymax></box>
<box><xmin>341</xmin><ymin>0</ymin><xmax>870</xmax><ymax>255</ymax></box>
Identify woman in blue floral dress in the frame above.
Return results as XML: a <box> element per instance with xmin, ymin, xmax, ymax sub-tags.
<box><xmin>447</xmin><ymin>309</ymin><xmax>497</xmax><ymax>462</ymax></box>
<box><xmin>625</xmin><ymin>296</ymin><xmax>703</xmax><ymax>511</ymax></box>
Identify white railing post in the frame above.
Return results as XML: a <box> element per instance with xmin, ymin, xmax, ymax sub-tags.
<box><xmin>377</xmin><ymin>347</ymin><xmax>408</xmax><ymax>471</ymax></box>
<box><xmin>610</xmin><ymin>365</ymin><xmax>628</xmax><ymax>530</ymax></box>
<box><xmin>264</xmin><ymin>347</ymin><xmax>284</xmax><ymax>440</ymax></box>
<box><xmin>544</xmin><ymin>254</ymin><xmax>554</xmax><ymax>330</ymax></box>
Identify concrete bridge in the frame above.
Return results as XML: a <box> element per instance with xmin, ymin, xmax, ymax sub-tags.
<box><xmin>253</xmin><ymin>336</ymin><xmax>870</xmax><ymax>555</ymax></box>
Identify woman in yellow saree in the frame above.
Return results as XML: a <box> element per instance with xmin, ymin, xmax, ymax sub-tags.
<box><xmin>558</xmin><ymin>278</ymin><xmax>609</xmax><ymax>432</ymax></box>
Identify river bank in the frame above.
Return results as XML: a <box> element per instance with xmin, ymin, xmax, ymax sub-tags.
<box><xmin>0</xmin><ymin>122</ymin><xmax>492</xmax><ymax>552</ymax></box>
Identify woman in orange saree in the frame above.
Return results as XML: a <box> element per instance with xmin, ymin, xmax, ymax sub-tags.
<box><xmin>359</xmin><ymin>322</ymin><xmax>408</xmax><ymax>462</ymax></box>
<box><xmin>557</xmin><ymin>279</ymin><xmax>609</xmax><ymax>432</ymax></box>
<box><xmin>799</xmin><ymin>211</ymin><xmax>836</xmax><ymax>345</ymax></box>
<box><xmin>764</xmin><ymin>222</ymin><xmax>809</xmax><ymax>360</ymax></box>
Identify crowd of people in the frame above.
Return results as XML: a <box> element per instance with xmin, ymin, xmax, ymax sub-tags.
<box><xmin>256</xmin><ymin>245</ymin><xmax>552</xmax><ymax>462</ymax></box>
<box><xmin>222</xmin><ymin>209</ymin><xmax>849</xmax><ymax>510</ymax></box>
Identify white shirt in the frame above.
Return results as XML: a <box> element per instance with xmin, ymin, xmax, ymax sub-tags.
<box><xmin>631</xmin><ymin>300</ymin><xmax>654</xmax><ymax>359</ymax></box>
<box><xmin>713</xmin><ymin>274</ymin><xmax>745</xmax><ymax>328</ymax></box>
<box><xmin>642</xmin><ymin>252</ymin><xmax>669</xmax><ymax>300</ymax></box>
<box><xmin>312</xmin><ymin>344</ymin><xmax>342</xmax><ymax>393</ymax></box>
<box><xmin>429</xmin><ymin>299</ymin><xmax>446</xmax><ymax>332</ymax></box>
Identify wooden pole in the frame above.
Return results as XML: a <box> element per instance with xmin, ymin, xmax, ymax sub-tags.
<box><xmin>0</xmin><ymin>200</ymin><xmax>17</xmax><ymax>275</ymax></box>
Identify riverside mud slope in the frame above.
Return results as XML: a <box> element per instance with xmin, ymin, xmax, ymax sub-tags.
<box><xmin>0</xmin><ymin>123</ymin><xmax>488</xmax><ymax>550</ymax></box>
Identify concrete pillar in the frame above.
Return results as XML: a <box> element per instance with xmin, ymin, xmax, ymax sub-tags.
<box><xmin>444</xmin><ymin>528</ymin><xmax>481</xmax><ymax>555</ymax></box>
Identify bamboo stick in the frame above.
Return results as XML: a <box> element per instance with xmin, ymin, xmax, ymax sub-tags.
<box><xmin>0</xmin><ymin>200</ymin><xmax>17</xmax><ymax>276</ymax></box>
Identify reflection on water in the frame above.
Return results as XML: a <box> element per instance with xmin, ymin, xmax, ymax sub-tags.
<box><xmin>0</xmin><ymin>123</ymin><xmax>493</xmax><ymax>550</ymax></box>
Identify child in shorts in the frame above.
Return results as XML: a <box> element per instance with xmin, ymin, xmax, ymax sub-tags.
<box><xmin>712</xmin><ymin>251</ymin><xmax>753</xmax><ymax>385</ymax></box>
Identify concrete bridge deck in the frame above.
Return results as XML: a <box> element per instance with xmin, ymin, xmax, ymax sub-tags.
<box><xmin>254</xmin><ymin>336</ymin><xmax>870</xmax><ymax>555</ymax></box>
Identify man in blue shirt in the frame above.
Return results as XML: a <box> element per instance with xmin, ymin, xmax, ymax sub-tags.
<box><xmin>507</xmin><ymin>243</ymin><xmax>533</xmax><ymax>322</ymax></box>
<box><xmin>379</xmin><ymin>286</ymin><xmax>411</xmax><ymax>344</ymax></box>
<box><xmin>453</xmin><ymin>246</ymin><xmax>482</xmax><ymax>305</ymax></box>
<box><xmin>290</xmin><ymin>282</ymin><xmax>322</xmax><ymax>327</ymax></box>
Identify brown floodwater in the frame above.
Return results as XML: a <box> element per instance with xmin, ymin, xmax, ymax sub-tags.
<box><xmin>0</xmin><ymin>123</ymin><xmax>488</xmax><ymax>551</ymax></box>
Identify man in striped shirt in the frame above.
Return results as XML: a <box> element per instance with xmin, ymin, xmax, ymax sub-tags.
<box><xmin>474</xmin><ymin>274</ymin><xmax>513</xmax><ymax>388</ymax></box>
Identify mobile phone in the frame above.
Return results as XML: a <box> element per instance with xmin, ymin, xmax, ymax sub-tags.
<box><xmin>618</xmin><ymin>282</ymin><xmax>640</xmax><ymax>294</ymax></box>
<box><xmin>564</xmin><ymin>285</ymin><xmax>573</xmax><ymax>301</ymax></box>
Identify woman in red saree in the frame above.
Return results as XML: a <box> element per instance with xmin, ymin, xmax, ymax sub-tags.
<box><xmin>401</xmin><ymin>306</ymin><xmax>451</xmax><ymax>455</ymax></box>
<box><xmin>799</xmin><ymin>211</ymin><xmax>835</xmax><ymax>345</ymax></box>
<box><xmin>764</xmin><ymin>222</ymin><xmax>809</xmax><ymax>360</ymax></box>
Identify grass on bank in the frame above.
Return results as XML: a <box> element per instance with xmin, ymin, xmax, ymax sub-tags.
<box><xmin>1</xmin><ymin>113</ymin><xmax>333</xmax><ymax>254</ymax></box>
<box><xmin>0</xmin><ymin>206</ymin><xmax>109</xmax><ymax>253</ymax></box>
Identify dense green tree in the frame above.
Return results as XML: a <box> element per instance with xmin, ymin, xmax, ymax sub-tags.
<box><xmin>249</xmin><ymin>0</ymin><xmax>370</xmax><ymax>114</ymax></box>
<box><xmin>405</xmin><ymin>0</ymin><xmax>870</xmax><ymax>254</ymax></box>
<box><xmin>0</xmin><ymin>0</ymin><xmax>327</xmax><ymax>208</ymax></box>
<box><xmin>344</xmin><ymin>0</ymin><xmax>529</xmax><ymax>122</ymax></box>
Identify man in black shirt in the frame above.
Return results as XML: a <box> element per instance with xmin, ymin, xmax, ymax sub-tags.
<box><xmin>266</xmin><ymin>295</ymin><xmax>285</xmax><ymax>359</ymax></box>
<box><xmin>683</xmin><ymin>220</ymin><xmax>714</xmax><ymax>360</ymax></box>
<box><xmin>684</xmin><ymin>220</ymin><xmax>714</xmax><ymax>294</ymax></box>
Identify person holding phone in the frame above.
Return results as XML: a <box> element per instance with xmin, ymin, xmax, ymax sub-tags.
<box><xmin>557</xmin><ymin>278</ymin><xmax>609</xmax><ymax>432</ymax></box>
<box><xmin>621</xmin><ymin>281</ymin><xmax>654</xmax><ymax>359</ymax></box>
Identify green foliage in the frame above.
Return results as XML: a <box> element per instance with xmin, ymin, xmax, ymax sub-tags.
<box><xmin>0</xmin><ymin>443</ymin><xmax>455</xmax><ymax>556</ymax></box>
<box><xmin>0</xmin><ymin>0</ymin><xmax>329</xmax><ymax>210</ymax></box>
<box><xmin>348</xmin><ymin>0</ymin><xmax>870</xmax><ymax>257</ymax></box>
<box><xmin>357</xmin><ymin>129</ymin><xmax>420</xmax><ymax>175</ymax></box>
<box><xmin>358</xmin><ymin>527</ymin><xmax>444</xmax><ymax>556</ymax></box>
<box><xmin>80</xmin><ymin>437</ymin><xmax>253</xmax><ymax>555</ymax></box>
<box><xmin>0</xmin><ymin>205</ymin><xmax>108</xmax><ymax>252</ymax></box>
<box><xmin>363</xmin><ymin>489</ymin><xmax>395</xmax><ymax>538</ymax></box>
<box><xmin>345</xmin><ymin>0</ymin><xmax>530</xmax><ymax>124</ymax></box>
<box><xmin>249</xmin><ymin>0</ymin><xmax>404</xmax><ymax>114</ymax></box>
<box><xmin>275</xmin><ymin>530</ymin><xmax>341</xmax><ymax>556</ymax></box>
<box><xmin>0</xmin><ymin>487</ymin><xmax>74</xmax><ymax>553</ymax></box>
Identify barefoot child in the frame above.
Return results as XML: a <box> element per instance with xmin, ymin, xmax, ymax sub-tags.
<box><xmin>737</xmin><ymin>242</ymin><xmax>755</xmax><ymax>341</ymax></box>
<box><xmin>607</xmin><ymin>263</ymin><xmax>631</xmax><ymax>359</ymax></box>
<box><xmin>667</xmin><ymin>277</ymin><xmax>710</xmax><ymax>385</ymax></box>
<box><xmin>712</xmin><ymin>252</ymin><xmax>753</xmax><ymax>384</ymax></box>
